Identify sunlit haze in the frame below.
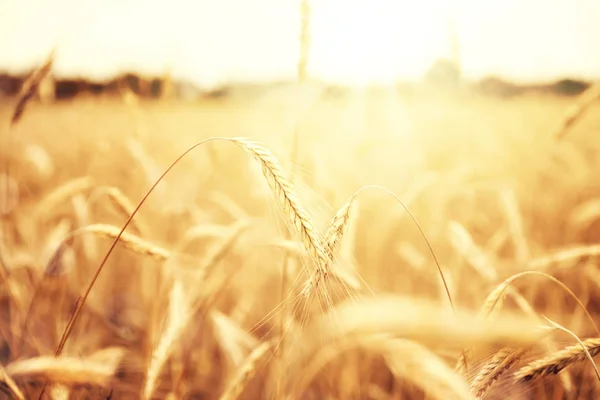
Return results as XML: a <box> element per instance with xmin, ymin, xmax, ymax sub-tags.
<box><xmin>0</xmin><ymin>0</ymin><xmax>599</xmax><ymax>86</ymax></box>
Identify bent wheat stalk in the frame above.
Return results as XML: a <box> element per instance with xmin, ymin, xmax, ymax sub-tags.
<box><xmin>321</xmin><ymin>185</ymin><xmax>453</xmax><ymax>310</ymax></box>
<box><xmin>457</xmin><ymin>270</ymin><xmax>598</xmax><ymax>374</ymax></box>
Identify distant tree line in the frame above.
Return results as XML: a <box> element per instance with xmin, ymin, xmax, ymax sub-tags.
<box><xmin>0</xmin><ymin>71</ymin><xmax>229</xmax><ymax>102</ymax></box>
<box><xmin>421</xmin><ymin>58</ymin><xmax>592</xmax><ymax>97</ymax></box>
<box><xmin>0</xmin><ymin>64</ymin><xmax>593</xmax><ymax>103</ymax></box>
<box><xmin>475</xmin><ymin>77</ymin><xmax>590</xmax><ymax>97</ymax></box>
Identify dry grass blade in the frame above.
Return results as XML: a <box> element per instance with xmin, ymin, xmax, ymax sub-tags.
<box><xmin>0</xmin><ymin>362</ymin><xmax>25</xmax><ymax>400</ymax></box>
<box><xmin>6</xmin><ymin>347</ymin><xmax>125</xmax><ymax>387</ymax></box>
<box><xmin>469</xmin><ymin>347</ymin><xmax>527</xmax><ymax>398</ymax></box>
<box><xmin>10</xmin><ymin>49</ymin><xmax>55</xmax><ymax>126</ymax></box>
<box><xmin>514</xmin><ymin>337</ymin><xmax>600</xmax><ymax>383</ymax></box>
<box><xmin>219</xmin><ymin>340</ymin><xmax>275</xmax><ymax>400</ymax></box>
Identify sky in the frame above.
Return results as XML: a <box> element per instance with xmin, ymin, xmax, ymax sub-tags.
<box><xmin>0</xmin><ymin>0</ymin><xmax>599</xmax><ymax>86</ymax></box>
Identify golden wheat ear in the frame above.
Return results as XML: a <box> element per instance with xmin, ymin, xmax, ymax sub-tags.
<box><xmin>469</xmin><ymin>346</ymin><xmax>529</xmax><ymax>398</ymax></box>
<box><xmin>514</xmin><ymin>337</ymin><xmax>600</xmax><ymax>383</ymax></box>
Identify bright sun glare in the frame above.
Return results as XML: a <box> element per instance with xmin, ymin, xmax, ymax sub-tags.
<box><xmin>0</xmin><ymin>0</ymin><xmax>599</xmax><ymax>85</ymax></box>
<box><xmin>309</xmin><ymin>0</ymin><xmax>452</xmax><ymax>86</ymax></box>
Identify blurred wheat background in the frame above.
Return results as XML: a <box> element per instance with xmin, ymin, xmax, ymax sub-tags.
<box><xmin>1</xmin><ymin>0</ymin><xmax>600</xmax><ymax>399</ymax></box>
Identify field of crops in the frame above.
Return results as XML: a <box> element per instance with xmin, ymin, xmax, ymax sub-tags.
<box><xmin>1</xmin><ymin>84</ymin><xmax>600</xmax><ymax>399</ymax></box>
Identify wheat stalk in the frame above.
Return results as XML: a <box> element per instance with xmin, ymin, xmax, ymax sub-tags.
<box><xmin>219</xmin><ymin>340</ymin><xmax>276</xmax><ymax>400</ymax></box>
<box><xmin>144</xmin><ymin>280</ymin><xmax>189</xmax><ymax>400</ymax></box>
<box><xmin>145</xmin><ymin>221</ymin><xmax>248</xmax><ymax>399</ymax></box>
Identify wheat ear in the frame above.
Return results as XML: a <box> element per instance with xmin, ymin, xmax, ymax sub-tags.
<box><xmin>469</xmin><ymin>347</ymin><xmax>527</xmax><ymax>398</ymax></box>
<box><xmin>514</xmin><ymin>337</ymin><xmax>600</xmax><ymax>383</ymax></box>
<box><xmin>233</xmin><ymin>138</ymin><xmax>328</xmax><ymax>275</ymax></box>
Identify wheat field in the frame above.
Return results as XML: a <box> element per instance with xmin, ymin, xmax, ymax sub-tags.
<box><xmin>1</xmin><ymin>77</ymin><xmax>600</xmax><ymax>400</ymax></box>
